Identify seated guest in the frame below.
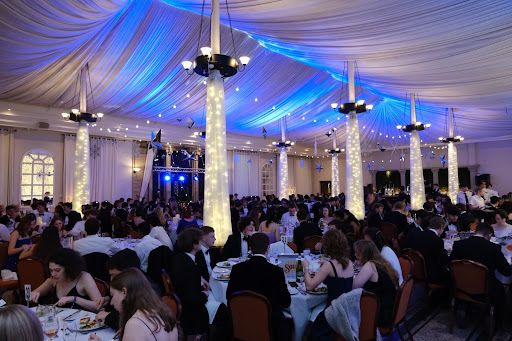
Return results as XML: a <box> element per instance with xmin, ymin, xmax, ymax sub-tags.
<box><xmin>90</xmin><ymin>268</ymin><xmax>178</xmax><ymax>341</ymax></box>
<box><xmin>134</xmin><ymin>222</ymin><xmax>163</xmax><ymax>272</ymax></box>
<box><xmin>146</xmin><ymin>213</ymin><xmax>173</xmax><ymax>250</ymax></box>
<box><xmin>0</xmin><ymin>205</ymin><xmax>19</xmax><ymax>232</ymax></box>
<box><xmin>222</xmin><ymin>216</ymin><xmax>255</xmax><ymax>259</ymax></box>
<box><xmin>0</xmin><ymin>223</ymin><xmax>9</xmax><ymax>242</ymax></box>
<box><xmin>423</xmin><ymin>201</ymin><xmax>435</xmax><ymax>215</ymax></box>
<box><xmin>68</xmin><ymin>208</ymin><xmax>98</xmax><ymax>238</ymax></box>
<box><xmin>62</xmin><ymin>202</ymin><xmax>81</xmax><ymax>230</ymax></box>
<box><xmin>384</xmin><ymin>201</ymin><xmax>408</xmax><ymax>234</ymax></box>
<box><xmin>402</xmin><ymin>210</ymin><xmax>433</xmax><ymax>248</ymax></box>
<box><xmin>259</xmin><ymin>208</ymin><xmax>281</xmax><ymax>244</ymax></box>
<box><xmin>469</xmin><ymin>187</ymin><xmax>486</xmax><ymax>210</ymax></box>
<box><xmin>456</xmin><ymin>185</ymin><xmax>471</xmax><ymax>207</ymax></box>
<box><xmin>293</xmin><ymin>209</ymin><xmax>322</xmax><ymax>252</ymax></box>
<box><xmin>450</xmin><ymin>223</ymin><xmax>512</xmax><ymax>325</ymax></box>
<box><xmin>171</xmin><ymin>228</ymin><xmax>209</xmax><ymax>339</ymax></box>
<box><xmin>364</xmin><ymin>227</ymin><xmax>403</xmax><ymax>285</ymax></box>
<box><xmin>445</xmin><ymin>205</ymin><xmax>461</xmax><ymax>233</ymax></box>
<box><xmin>196</xmin><ymin>226</ymin><xmax>220</xmax><ymax>281</ymax></box>
<box><xmin>176</xmin><ymin>208</ymin><xmax>198</xmax><ymax>234</ymax></box>
<box><xmin>0</xmin><ymin>304</ymin><xmax>44</xmax><ymax>341</ymax></box>
<box><xmin>281</xmin><ymin>203</ymin><xmax>300</xmax><ymax>229</ymax></box>
<box><xmin>34</xmin><ymin>226</ymin><xmax>62</xmax><ymax>263</ymax></box>
<box><xmin>5</xmin><ymin>215</ymin><xmax>35</xmax><ymax>270</ymax></box>
<box><xmin>303</xmin><ymin>229</ymin><xmax>354</xmax><ymax>304</ymax></box>
<box><xmin>352</xmin><ymin>240</ymin><xmax>398</xmax><ymax>328</ymax></box>
<box><xmin>33</xmin><ymin>201</ymin><xmax>52</xmax><ymax>227</ymax></box>
<box><xmin>409</xmin><ymin>216</ymin><xmax>449</xmax><ymax>285</ymax></box>
<box><xmin>73</xmin><ymin>218</ymin><xmax>118</xmax><ymax>256</ymax></box>
<box><xmin>30</xmin><ymin>248</ymin><xmax>102</xmax><ymax>312</ymax></box>
<box><xmin>226</xmin><ymin>233</ymin><xmax>291</xmax><ymax>341</ymax></box>
<box><xmin>317</xmin><ymin>205</ymin><xmax>334</xmax><ymax>231</ymax></box>
<box><xmin>367</xmin><ymin>203</ymin><xmax>385</xmax><ymax>229</ymax></box>
<box><xmin>492</xmin><ymin>209</ymin><xmax>512</xmax><ymax>238</ymax></box>
<box><xmin>459</xmin><ymin>212</ymin><xmax>479</xmax><ymax>231</ymax></box>
<box><xmin>49</xmin><ymin>217</ymin><xmax>67</xmax><ymax>238</ymax></box>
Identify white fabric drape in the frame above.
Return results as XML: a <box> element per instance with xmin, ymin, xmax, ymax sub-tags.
<box><xmin>409</xmin><ymin>131</ymin><xmax>426</xmax><ymax>210</ymax></box>
<box><xmin>90</xmin><ymin>138</ymin><xmax>117</xmax><ymax>202</ymax></box>
<box><xmin>232</xmin><ymin>151</ymin><xmax>260</xmax><ymax>197</ymax></box>
<box><xmin>139</xmin><ymin>146</ymin><xmax>154</xmax><ymax>200</ymax></box>
<box><xmin>63</xmin><ymin>134</ymin><xmax>76</xmax><ymax>203</ymax></box>
<box><xmin>0</xmin><ymin>129</ymin><xmax>15</xmax><ymax>205</ymax></box>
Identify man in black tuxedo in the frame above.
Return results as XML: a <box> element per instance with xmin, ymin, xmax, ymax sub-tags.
<box><xmin>62</xmin><ymin>202</ymin><xmax>81</xmax><ymax>230</ymax></box>
<box><xmin>409</xmin><ymin>216</ymin><xmax>449</xmax><ymax>285</ymax></box>
<box><xmin>0</xmin><ymin>205</ymin><xmax>19</xmax><ymax>231</ymax></box>
<box><xmin>384</xmin><ymin>201</ymin><xmax>409</xmax><ymax>235</ymax></box>
<box><xmin>227</xmin><ymin>233</ymin><xmax>291</xmax><ymax>341</ymax></box>
<box><xmin>222</xmin><ymin>216</ymin><xmax>255</xmax><ymax>260</ymax></box>
<box><xmin>293</xmin><ymin>209</ymin><xmax>322</xmax><ymax>252</ymax></box>
<box><xmin>196</xmin><ymin>226</ymin><xmax>221</xmax><ymax>281</ymax></box>
<box><xmin>171</xmin><ymin>227</ymin><xmax>209</xmax><ymax>338</ymax></box>
<box><xmin>450</xmin><ymin>223</ymin><xmax>512</xmax><ymax>323</ymax></box>
<box><xmin>367</xmin><ymin>203</ymin><xmax>385</xmax><ymax>229</ymax></box>
<box><xmin>402</xmin><ymin>210</ymin><xmax>433</xmax><ymax>248</ymax></box>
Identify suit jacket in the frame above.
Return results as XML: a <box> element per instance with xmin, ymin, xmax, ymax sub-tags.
<box><xmin>409</xmin><ymin>230</ymin><xmax>449</xmax><ymax>284</ymax></box>
<box><xmin>367</xmin><ymin>212</ymin><xmax>384</xmax><ymax>229</ymax></box>
<box><xmin>170</xmin><ymin>253</ymin><xmax>209</xmax><ymax>334</ymax></box>
<box><xmin>222</xmin><ymin>233</ymin><xmax>244</xmax><ymax>260</ymax></box>
<box><xmin>384</xmin><ymin>211</ymin><xmax>408</xmax><ymax>234</ymax></box>
<box><xmin>226</xmin><ymin>256</ymin><xmax>291</xmax><ymax>326</ymax></box>
<box><xmin>115</xmin><ymin>208</ymin><xmax>128</xmax><ymax>222</ymax></box>
<box><xmin>450</xmin><ymin>236</ymin><xmax>512</xmax><ymax>289</ymax></box>
<box><xmin>402</xmin><ymin>223</ymin><xmax>423</xmax><ymax>249</ymax></box>
<box><xmin>65</xmin><ymin>211</ymin><xmax>82</xmax><ymax>231</ymax></box>
<box><xmin>196</xmin><ymin>247</ymin><xmax>221</xmax><ymax>281</ymax></box>
<box><xmin>293</xmin><ymin>221</ymin><xmax>322</xmax><ymax>252</ymax></box>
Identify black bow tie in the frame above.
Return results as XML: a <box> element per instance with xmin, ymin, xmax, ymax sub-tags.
<box><xmin>243</xmin><ymin>236</ymin><xmax>249</xmax><ymax>242</ymax></box>
<box><xmin>204</xmin><ymin>249</ymin><xmax>210</xmax><ymax>255</ymax></box>
<box><xmin>39</xmin><ymin>213</ymin><xmax>44</xmax><ymax>216</ymax></box>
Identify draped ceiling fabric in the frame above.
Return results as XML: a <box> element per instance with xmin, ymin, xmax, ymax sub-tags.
<box><xmin>1</xmin><ymin>0</ymin><xmax>512</xmax><ymax>152</ymax></box>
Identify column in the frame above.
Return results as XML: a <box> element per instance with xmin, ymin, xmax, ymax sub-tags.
<box><xmin>432</xmin><ymin>168</ymin><xmax>439</xmax><ymax>185</ymax></box>
<box><xmin>331</xmin><ymin>131</ymin><xmax>340</xmax><ymax>196</ymax></box>
<box><xmin>203</xmin><ymin>0</ymin><xmax>231</xmax><ymax>245</ymax></box>
<box><xmin>447</xmin><ymin>109</ymin><xmax>459</xmax><ymax>203</ymax></box>
<box><xmin>72</xmin><ymin>68</ymin><xmax>90</xmax><ymax>211</ymax></box>
<box><xmin>165</xmin><ymin>146</ymin><xmax>172</xmax><ymax>201</ymax></box>
<box><xmin>409</xmin><ymin>94</ymin><xmax>426</xmax><ymax>210</ymax></box>
<box><xmin>399</xmin><ymin>170</ymin><xmax>406</xmax><ymax>188</ymax></box>
<box><xmin>277</xmin><ymin>117</ymin><xmax>289</xmax><ymax>199</ymax></box>
<box><xmin>345</xmin><ymin>61</ymin><xmax>365</xmax><ymax>219</ymax></box>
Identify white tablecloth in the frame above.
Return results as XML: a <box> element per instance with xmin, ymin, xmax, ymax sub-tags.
<box><xmin>32</xmin><ymin>307</ymin><xmax>116</xmax><ymax>341</ymax></box>
<box><xmin>112</xmin><ymin>238</ymin><xmax>141</xmax><ymax>251</ymax></box>
<box><xmin>209</xmin><ymin>269</ymin><xmax>327</xmax><ymax>341</ymax></box>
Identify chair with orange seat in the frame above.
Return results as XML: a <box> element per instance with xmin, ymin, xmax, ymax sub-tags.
<box><xmin>287</xmin><ymin>242</ymin><xmax>298</xmax><ymax>253</ymax></box>
<box><xmin>229</xmin><ymin>290</ymin><xmax>273</xmax><ymax>341</ymax></box>
<box><xmin>161</xmin><ymin>270</ymin><xmax>175</xmax><ymax>296</ymax></box>
<box><xmin>94</xmin><ymin>277</ymin><xmax>109</xmax><ymax>297</ymax></box>
<box><xmin>398</xmin><ymin>255</ymin><xmax>413</xmax><ymax>281</ymax></box>
<box><xmin>162</xmin><ymin>293</ymin><xmax>182</xmax><ymax>321</ymax></box>
<box><xmin>379</xmin><ymin>277</ymin><xmax>415</xmax><ymax>340</ymax></box>
<box><xmin>337</xmin><ymin>291</ymin><xmax>380</xmax><ymax>341</ymax></box>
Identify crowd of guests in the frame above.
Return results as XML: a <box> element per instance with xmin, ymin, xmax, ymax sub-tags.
<box><xmin>1</xmin><ymin>180</ymin><xmax>512</xmax><ymax>340</ymax></box>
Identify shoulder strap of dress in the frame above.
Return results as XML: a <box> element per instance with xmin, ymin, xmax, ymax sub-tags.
<box><xmin>133</xmin><ymin>316</ymin><xmax>158</xmax><ymax>341</ymax></box>
<box><xmin>328</xmin><ymin>260</ymin><xmax>339</xmax><ymax>278</ymax></box>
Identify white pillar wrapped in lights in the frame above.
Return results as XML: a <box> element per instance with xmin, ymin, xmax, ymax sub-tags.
<box><xmin>72</xmin><ymin>68</ymin><xmax>91</xmax><ymax>210</ymax></box>
<box><xmin>203</xmin><ymin>0</ymin><xmax>231</xmax><ymax>245</ymax></box>
<box><xmin>447</xmin><ymin>109</ymin><xmax>459</xmax><ymax>204</ymax></box>
<box><xmin>345</xmin><ymin>61</ymin><xmax>365</xmax><ymax>219</ymax></box>
<box><xmin>408</xmin><ymin>94</ymin><xmax>426</xmax><ymax>210</ymax></box>
<box><xmin>277</xmin><ymin>117</ymin><xmax>289</xmax><ymax>200</ymax></box>
<box><xmin>331</xmin><ymin>131</ymin><xmax>340</xmax><ymax>197</ymax></box>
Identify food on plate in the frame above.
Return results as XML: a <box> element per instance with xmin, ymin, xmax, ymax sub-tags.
<box><xmin>79</xmin><ymin>317</ymin><xmax>98</xmax><ymax>329</ymax></box>
<box><xmin>216</xmin><ymin>273</ymin><xmax>230</xmax><ymax>280</ymax></box>
<box><xmin>309</xmin><ymin>286</ymin><xmax>328</xmax><ymax>294</ymax></box>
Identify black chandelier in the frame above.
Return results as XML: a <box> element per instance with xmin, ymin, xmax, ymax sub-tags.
<box><xmin>325</xmin><ymin>147</ymin><xmax>342</xmax><ymax>154</ymax></box>
<box><xmin>181</xmin><ymin>1</ymin><xmax>249</xmax><ymax>78</ymax></box>
<box><xmin>396</xmin><ymin>122</ymin><xmax>431</xmax><ymax>132</ymax></box>
<box><xmin>272</xmin><ymin>140</ymin><xmax>295</xmax><ymax>148</ymax></box>
<box><xmin>331</xmin><ymin>100</ymin><xmax>373</xmax><ymax>115</ymax></box>
<box><xmin>438</xmin><ymin>135</ymin><xmax>464</xmax><ymax>143</ymax></box>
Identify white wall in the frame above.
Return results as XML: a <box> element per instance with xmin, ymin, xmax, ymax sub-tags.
<box><xmin>475</xmin><ymin>140</ymin><xmax>512</xmax><ymax>193</ymax></box>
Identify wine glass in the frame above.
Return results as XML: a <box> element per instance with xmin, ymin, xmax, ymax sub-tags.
<box><xmin>24</xmin><ymin>284</ymin><xmax>31</xmax><ymax>307</ymax></box>
<box><xmin>43</xmin><ymin>316</ymin><xmax>59</xmax><ymax>340</ymax></box>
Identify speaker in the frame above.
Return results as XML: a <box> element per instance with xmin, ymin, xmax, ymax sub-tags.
<box><xmin>38</xmin><ymin>122</ymin><xmax>50</xmax><ymax>129</ymax></box>
<box><xmin>475</xmin><ymin>173</ymin><xmax>490</xmax><ymax>186</ymax></box>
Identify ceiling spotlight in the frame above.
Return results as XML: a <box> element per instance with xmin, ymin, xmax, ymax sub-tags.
<box><xmin>239</xmin><ymin>56</ymin><xmax>250</xmax><ymax>66</ymax></box>
<box><xmin>181</xmin><ymin>60</ymin><xmax>193</xmax><ymax>70</ymax></box>
<box><xmin>61</xmin><ymin>112</ymin><xmax>70</xmax><ymax>118</ymax></box>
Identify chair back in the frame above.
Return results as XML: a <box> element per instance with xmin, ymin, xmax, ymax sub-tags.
<box><xmin>0</xmin><ymin>242</ymin><xmax>8</xmax><ymax>269</ymax></box>
<box><xmin>94</xmin><ymin>277</ymin><xmax>109</xmax><ymax>297</ymax></box>
<box><xmin>359</xmin><ymin>291</ymin><xmax>380</xmax><ymax>341</ymax></box>
<box><xmin>162</xmin><ymin>293</ymin><xmax>182</xmax><ymax>321</ymax></box>
<box><xmin>31</xmin><ymin>234</ymin><xmax>42</xmax><ymax>244</ymax></box>
<box><xmin>398</xmin><ymin>255</ymin><xmax>413</xmax><ymax>280</ymax></box>
<box><xmin>392</xmin><ymin>277</ymin><xmax>414</xmax><ymax>325</ymax></box>
<box><xmin>287</xmin><ymin>242</ymin><xmax>298</xmax><ymax>253</ymax></box>
<box><xmin>401</xmin><ymin>248</ymin><xmax>426</xmax><ymax>282</ymax></box>
<box><xmin>147</xmin><ymin>245</ymin><xmax>174</xmax><ymax>293</ymax></box>
<box><xmin>229</xmin><ymin>290</ymin><xmax>272</xmax><ymax>341</ymax></box>
<box><xmin>380</xmin><ymin>222</ymin><xmax>397</xmax><ymax>244</ymax></box>
<box><xmin>161</xmin><ymin>270</ymin><xmax>175</xmax><ymax>296</ymax></box>
<box><xmin>83</xmin><ymin>252</ymin><xmax>110</xmax><ymax>283</ymax></box>
<box><xmin>17</xmin><ymin>258</ymin><xmax>47</xmax><ymax>301</ymax></box>
<box><xmin>449</xmin><ymin>259</ymin><xmax>488</xmax><ymax>303</ymax></box>
<box><xmin>303</xmin><ymin>235</ymin><xmax>322</xmax><ymax>251</ymax></box>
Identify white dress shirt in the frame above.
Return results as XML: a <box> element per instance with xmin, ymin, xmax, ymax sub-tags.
<box><xmin>0</xmin><ymin>223</ymin><xmax>10</xmax><ymax>242</ymax></box>
<box><xmin>149</xmin><ymin>226</ymin><xmax>173</xmax><ymax>250</ymax></box>
<box><xmin>493</xmin><ymin>224</ymin><xmax>512</xmax><ymax>238</ymax></box>
<box><xmin>241</xmin><ymin>233</ymin><xmax>249</xmax><ymax>257</ymax></box>
<box><xmin>68</xmin><ymin>220</ymin><xmax>85</xmax><ymax>238</ymax></box>
<box><xmin>185</xmin><ymin>252</ymin><xmax>196</xmax><ymax>262</ymax></box>
<box><xmin>456</xmin><ymin>191</ymin><xmax>472</xmax><ymax>205</ymax></box>
<box><xmin>34</xmin><ymin>210</ymin><xmax>53</xmax><ymax>226</ymax></box>
<box><xmin>200</xmin><ymin>244</ymin><xmax>212</xmax><ymax>276</ymax></box>
<box><xmin>73</xmin><ymin>235</ymin><xmax>119</xmax><ymax>256</ymax></box>
<box><xmin>135</xmin><ymin>235</ymin><xmax>163</xmax><ymax>272</ymax></box>
<box><xmin>381</xmin><ymin>246</ymin><xmax>403</xmax><ymax>285</ymax></box>
<box><xmin>281</xmin><ymin>212</ymin><xmax>299</xmax><ymax>229</ymax></box>
<box><xmin>469</xmin><ymin>195</ymin><xmax>485</xmax><ymax>209</ymax></box>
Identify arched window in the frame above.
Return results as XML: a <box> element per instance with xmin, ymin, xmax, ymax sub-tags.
<box><xmin>21</xmin><ymin>150</ymin><xmax>54</xmax><ymax>201</ymax></box>
<box><xmin>261</xmin><ymin>163</ymin><xmax>274</xmax><ymax>196</ymax></box>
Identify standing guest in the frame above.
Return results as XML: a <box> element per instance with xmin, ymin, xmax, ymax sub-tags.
<box><xmin>352</xmin><ymin>240</ymin><xmax>398</xmax><ymax>328</ymax></box>
<box><xmin>222</xmin><ymin>217</ymin><xmax>255</xmax><ymax>259</ymax></box>
<box><xmin>230</xmin><ymin>200</ymin><xmax>242</xmax><ymax>235</ymax></box>
<box><xmin>90</xmin><ymin>268</ymin><xmax>178</xmax><ymax>341</ymax></box>
<box><xmin>73</xmin><ymin>218</ymin><xmax>119</xmax><ymax>256</ymax></box>
<box><xmin>34</xmin><ymin>201</ymin><xmax>53</xmax><ymax>227</ymax></box>
<box><xmin>195</xmin><ymin>226</ymin><xmax>220</xmax><ymax>281</ymax></box>
<box><xmin>115</xmin><ymin>202</ymin><xmax>129</xmax><ymax>222</ymax></box>
<box><xmin>492</xmin><ymin>209</ymin><xmax>512</xmax><ymax>238</ymax></box>
<box><xmin>303</xmin><ymin>229</ymin><xmax>354</xmax><ymax>303</ymax></box>
<box><xmin>98</xmin><ymin>201</ymin><xmax>114</xmax><ymax>236</ymax></box>
<box><xmin>364</xmin><ymin>227</ymin><xmax>403</xmax><ymax>285</ymax></box>
<box><xmin>68</xmin><ymin>208</ymin><xmax>97</xmax><ymax>239</ymax></box>
<box><xmin>146</xmin><ymin>213</ymin><xmax>173</xmax><ymax>250</ymax></box>
<box><xmin>134</xmin><ymin>222</ymin><xmax>163</xmax><ymax>272</ymax></box>
<box><xmin>317</xmin><ymin>206</ymin><xmax>334</xmax><ymax>231</ymax></box>
<box><xmin>281</xmin><ymin>203</ymin><xmax>299</xmax><ymax>229</ymax></box>
<box><xmin>171</xmin><ymin>228</ymin><xmax>209</xmax><ymax>339</ymax></box>
<box><xmin>226</xmin><ymin>233</ymin><xmax>291</xmax><ymax>341</ymax></box>
<box><xmin>30</xmin><ymin>248</ymin><xmax>102</xmax><ymax>312</ymax></box>
<box><xmin>176</xmin><ymin>208</ymin><xmax>198</xmax><ymax>234</ymax></box>
<box><xmin>5</xmin><ymin>215</ymin><xmax>34</xmax><ymax>270</ymax></box>
<box><xmin>0</xmin><ymin>305</ymin><xmax>44</xmax><ymax>341</ymax></box>
<box><xmin>469</xmin><ymin>187</ymin><xmax>486</xmax><ymax>210</ymax></box>
<box><xmin>34</xmin><ymin>226</ymin><xmax>62</xmax><ymax>263</ymax></box>
<box><xmin>293</xmin><ymin>209</ymin><xmax>322</xmax><ymax>252</ymax></box>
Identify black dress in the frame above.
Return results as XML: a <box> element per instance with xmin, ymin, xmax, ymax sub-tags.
<box><xmin>362</xmin><ymin>267</ymin><xmax>397</xmax><ymax>328</ymax></box>
<box><xmin>323</xmin><ymin>261</ymin><xmax>353</xmax><ymax>305</ymax></box>
<box><xmin>42</xmin><ymin>281</ymin><xmax>90</xmax><ymax>311</ymax></box>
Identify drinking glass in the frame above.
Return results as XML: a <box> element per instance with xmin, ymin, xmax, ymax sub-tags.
<box><xmin>43</xmin><ymin>316</ymin><xmax>59</xmax><ymax>340</ymax></box>
<box><xmin>24</xmin><ymin>284</ymin><xmax>31</xmax><ymax>307</ymax></box>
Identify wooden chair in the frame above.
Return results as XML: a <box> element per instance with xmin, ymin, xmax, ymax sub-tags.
<box><xmin>161</xmin><ymin>270</ymin><xmax>175</xmax><ymax>296</ymax></box>
<box><xmin>83</xmin><ymin>252</ymin><xmax>110</xmax><ymax>283</ymax></box>
<box><xmin>30</xmin><ymin>234</ymin><xmax>42</xmax><ymax>245</ymax></box>
<box><xmin>379</xmin><ymin>278</ymin><xmax>415</xmax><ymax>340</ymax></box>
<box><xmin>303</xmin><ymin>235</ymin><xmax>322</xmax><ymax>252</ymax></box>
<box><xmin>449</xmin><ymin>260</ymin><xmax>493</xmax><ymax>339</ymax></box>
<box><xmin>287</xmin><ymin>241</ymin><xmax>298</xmax><ymax>253</ymax></box>
<box><xmin>337</xmin><ymin>291</ymin><xmax>380</xmax><ymax>341</ymax></box>
<box><xmin>17</xmin><ymin>258</ymin><xmax>47</xmax><ymax>304</ymax></box>
<box><xmin>162</xmin><ymin>293</ymin><xmax>182</xmax><ymax>321</ymax></box>
<box><xmin>398</xmin><ymin>255</ymin><xmax>413</xmax><ymax>281</ymax></box>
<box><xmin>229</xmin><ymin>290</ymin><xmax>272</xmax><ymax>341</ymax></box>
<box><xmin>94</xmin><ymin>277</ymin><xmax>109</xmax><ymax>297</ymax></box>
<box><xmin>0</xmin><ymin>241</ymin><xmax>8</xmax><ymax>269</ymax></box>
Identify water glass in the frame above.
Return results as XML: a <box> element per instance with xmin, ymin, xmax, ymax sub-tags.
<box><xmin>43</xmin><ymin>316</ymin><xmax>59</xmax><ymax>340</ymax></box>
<box><xmin>24</xmin><ymin>284</ymin><xmax>31</xmax><ymax>307</ymax></box>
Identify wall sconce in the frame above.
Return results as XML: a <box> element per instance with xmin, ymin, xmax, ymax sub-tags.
<box><xmin>133</xmin><ymin>167</ymin><xmax>141</xmax><ymax>174</ymax></box>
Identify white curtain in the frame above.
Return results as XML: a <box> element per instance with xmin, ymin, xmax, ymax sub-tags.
<box><xmin>63</xmin><ymin>134</ymin><xmax>76</xmax><ymax>203</ymax></box>
<box><xmin>232</xmin><ymin>151</ymin><xmax>260</xmax><ymax>197</ymax></box>
<box><xmin>139</xmin><ymin>146</ymin><xmax>154</xmax><ymax>201</ymax></box>
<box><xmin>0</xmin><ymin>129</ymin><xmax>15</xmax><ymax>205</ymax></box>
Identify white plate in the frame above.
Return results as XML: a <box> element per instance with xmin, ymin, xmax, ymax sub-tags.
<box><xmin>217</xmin><ymin>261</ymin><xmax>236</xmax><ymax>268</ymax></box>
<box><xmin>212</xmin><ymin>275</ymin><xmax>230</xmax><ymax>281</ymax></box>
<box><xmin>288</xmin><ymin>287</ymin><xmax>299</xmax><ymax>295</ymax></box>
<box><xmin>213</xmin><ymin>267</ymin><xmax>230</xmax><ymax>274</ymax></box>
<box><xmin>68</xmin><ymin>318</ymin><xmax>105</xmax><ymax>333</ymax></box>
<box><xmin>227</xmin><ymin>258</ymin><xmax>241</xmax><ymax>263</ymax></box>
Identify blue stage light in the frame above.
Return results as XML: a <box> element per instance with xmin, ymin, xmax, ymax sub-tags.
<box><xmin>164</xmin><ymin>174</ymin><xmax>171</xmax><ymax>181</ymax></box>
<box><xmin>178</xmin><ymin>175</ymin><xmax>185</xmax><ymax>182</ymax></box>
<box><xmin>193</xmin><ymin>175</ymin><xmax>199</xmax><ymax>181</ymax></box>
